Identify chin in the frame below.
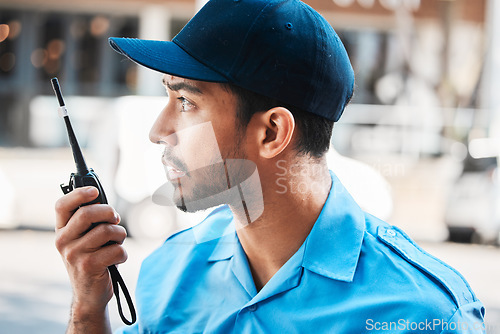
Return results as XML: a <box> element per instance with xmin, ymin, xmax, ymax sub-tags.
<box><xmin>173</xmin><ymin>192</ymin><xmax>209</xmax><ymax>213</ymax></box>
<box><xmin>176</xmin><ymin>204</ymin><xmax>188</xmax><ymax>213</ymax></box>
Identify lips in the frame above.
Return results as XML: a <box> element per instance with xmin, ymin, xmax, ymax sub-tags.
<box><xmin>165</xmin><ymin>164</ymin><xmax>186</xmax><ymax>180</ymax></box>
<box><xmin>162</xmin><ymin>153</ymin><xmax>187</xmax><ymax>180</ymax></box>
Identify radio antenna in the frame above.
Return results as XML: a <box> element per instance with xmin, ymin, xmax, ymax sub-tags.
<box><xmin>51</xmin><ymin>77</ymin><xmax>89</xmax><ymax>176</ymax></box>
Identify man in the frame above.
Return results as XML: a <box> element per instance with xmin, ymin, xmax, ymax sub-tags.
<box><xmin>55</xmin><ymin>0</ymin><xmax>486</xmax><ymax>333</ymax></box>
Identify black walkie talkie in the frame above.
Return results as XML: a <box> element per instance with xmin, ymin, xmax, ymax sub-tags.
<box><xmin>51</xmin><ymin>77</ymin><xmax>136</xmax><ymax>326</ymax></box>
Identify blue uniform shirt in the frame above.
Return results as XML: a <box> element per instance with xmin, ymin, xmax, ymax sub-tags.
<box><xmin>117</xmin><ymin>172</ymin><xmax>485</xmax><ymax>334</ymax></box>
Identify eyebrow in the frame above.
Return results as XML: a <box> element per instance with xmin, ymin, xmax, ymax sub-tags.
<box><xmin>162</xmin><ymin>77</ymin><xmax>203</xmax><ymax>95</ymax></box>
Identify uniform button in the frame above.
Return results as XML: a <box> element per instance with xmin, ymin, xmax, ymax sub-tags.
<box><xmin>247</xmin><ymin>304</ymin><xmax>258</xmax><ymax>312</ymax></box>
<box><xmin>387</xmin><ymin>229</ymin><xmax>396</xmax><ymax>237</ymax></box>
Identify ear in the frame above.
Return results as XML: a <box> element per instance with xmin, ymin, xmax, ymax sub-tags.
<box><xmin>253</xmin><ymin>107</ymin><xmax>295</xmax><ymax>159</ymax></box>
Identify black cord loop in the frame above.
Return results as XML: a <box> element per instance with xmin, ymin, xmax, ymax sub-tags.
<box><xmin>108</xmin><ymin>265</ymin><xmax>136</xmax><ymax>325</ymax></box>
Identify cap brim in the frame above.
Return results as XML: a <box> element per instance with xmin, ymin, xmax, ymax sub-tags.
<box><xmin>109</xmin><ymin>37</ymin><xmax>229</xmax><ymax>83</ymax></box>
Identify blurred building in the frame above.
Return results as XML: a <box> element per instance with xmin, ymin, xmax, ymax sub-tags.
<box><xmin>0</xmin><ymin>0</ymin><xmax>488</xmax><ymax>148</ymax></box>
<box><xmin>1</xmin><ymin>0</ymin><xmax>499</xmax><ymax>246</ymax></box>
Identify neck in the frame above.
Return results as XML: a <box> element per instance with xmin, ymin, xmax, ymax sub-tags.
<box><xmin>230</xmin><ymin>156</ymin><xmax>331</xmax><ymax>291</ymax></box>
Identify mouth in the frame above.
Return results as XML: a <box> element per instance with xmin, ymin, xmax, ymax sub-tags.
<box><xmin>165</xmin><ymin>164</ymin><xmax>186</xmax><ymax>180</ymax></box>
<box><xmin>162</xmin><ymin>154</ymin><xmax>187</xmax><ymax>181</ymax></box>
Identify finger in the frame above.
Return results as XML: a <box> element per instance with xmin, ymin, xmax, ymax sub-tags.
<box><xmin>55</xmin><ymin>187</ymin><xmax>99</xmax><ymax>230</ymax></box>
<box><xmin>94</xmin><ymin>243</ymin><xmax>129</xmax><ymax>268</ymax></box>
<box><xmin>81</xmin><ymin>223</ymin><xmax>128</xmax><ymax>250</ymax></box>
<box><xmin>60</xmin><ymin>225</ymin><xmax>127</xmax><ymax>267</ymax></box>
<box><xmin>68</xmin><ymin>242</ymin><xmax>128</xmax><ymax>273</ymax></box>
<box><xmin>59</xmin><ymin>204</ymin><xmax>121</xmax><ymax>244</ymax></box>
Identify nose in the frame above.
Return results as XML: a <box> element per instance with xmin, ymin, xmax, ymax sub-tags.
<box><xmin>149</xmin><ymin>104</ymin><xmax>178</xmax><ymax>147</ymax></box>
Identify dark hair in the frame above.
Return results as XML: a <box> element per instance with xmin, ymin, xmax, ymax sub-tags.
<box><xmin>223</xmin><ymin>83</ymin><xmax>335</xmax><ymax>159</ymax></box>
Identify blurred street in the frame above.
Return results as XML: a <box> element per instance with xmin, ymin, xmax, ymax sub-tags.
<box><xmin>0</xmin><ymin>229</ymin><xmax>159</xmax><ymax>333</ymax></box>
<box><xmin>0</xmin><ymin>229</ymin><xmax>499</xmax><ymax>333</ymax></box>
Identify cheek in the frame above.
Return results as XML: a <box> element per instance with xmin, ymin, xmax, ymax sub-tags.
<box><xmin>177</xmin><ymin>121</ymin><xmax>225</xmax><ymax>171</ymax></box>
<box><xmin>214</xmin><ymin>122</ymin><xmax>244</xmax><ymax>156</ymax></box>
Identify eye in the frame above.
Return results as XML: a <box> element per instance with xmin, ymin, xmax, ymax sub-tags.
<box><xmin>177</xmin><ymin>96</ymin><xmax>194</xmax><ymax>112</ymax></box>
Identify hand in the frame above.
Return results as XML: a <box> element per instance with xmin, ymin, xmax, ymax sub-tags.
<box><xmin>55</xmin><ymin>186</ymin><xmax>127</xmax><ymax>331</ymax></box>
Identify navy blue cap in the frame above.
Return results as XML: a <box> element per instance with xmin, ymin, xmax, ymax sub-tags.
<box><xmin>109</xmin><ymin>0</ymin><xmax>354</xmax><ymax>122</ymax></box>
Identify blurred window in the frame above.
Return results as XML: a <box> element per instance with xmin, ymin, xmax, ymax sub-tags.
<box><xmin>338</xmin><ymin>28</ymin><xmax>396</xmax><ymax>105</ymax></box>
<box><xmin>0</xmin><ymin>8</ymin><xmax>139</xmax><ymax>146</ymax></box>
<box><xmin>35</xmin><ymin>15</ymin><xmax>65</xmax><ymax>82</ymax></box>
<box><xmin>0</xmin><ymin>11</ymin><xmax>22</xmax><ymax>145</ymax></box>
<box><xmin>0</xmin><ymin>9</ymin><xmax>139</xmax><ymax>97</ymax></box>
<box><xmin>0</xmin><ymin>11</ymin><xmax>19</xmax><ymax>78</ymax></box>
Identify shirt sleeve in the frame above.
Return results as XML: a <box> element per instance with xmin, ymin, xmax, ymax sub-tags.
<box><xmin>439</xmin><ymin>301</ymin><xmax>486</xmax><ymax>334</ymax></box>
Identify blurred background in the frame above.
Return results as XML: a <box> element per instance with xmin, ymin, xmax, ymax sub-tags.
<box><xmin>1</xmin><ymin>0</ymin><xmax>500</xmax><ymax>332</ymax></box>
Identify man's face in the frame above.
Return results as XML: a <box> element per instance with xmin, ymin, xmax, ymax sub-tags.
<box><xmin>150</xmin><ymin>75</ymin><xmax>247</xmax><ymax>212</ymax></box>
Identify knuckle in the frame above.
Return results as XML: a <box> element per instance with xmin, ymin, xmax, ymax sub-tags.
<box><xmin>75</xmin><ymin>206</ymin><xmax>89</xmax><ymax>222</ymax></box>
<box><xmin>79</xmin><ymin>254</ymin><xmax>96</xmax><ymax>273</ymax></box>
<box><xmin>106</xmin><ymin>206</ymin><xmax>119</xmax><ymax>223</ymax></box>
<box><xmin>117</xmin><ymin>225</ymin><xmax>127</xmax><ymax>238</ymax></box>
<box><xmin>86</xmin><ymin>205</ymin><xmax>115</xmax><ymax>224</ymax></box>
<box><xmin>64</xmin><ymin>247</ymin><xmax>79</xmax><ymax>265</ymax></box>
<box><xmin>100</xmin><ymin>222</ymin><xmax>115</xmax><ymax>235</ymax></box>
<box><xmin>54</xmin><ymin>234</ymin><xmax>65</xmax><ymax>252</ymax></box>
<box><xmin>111</xmin><ymin>225</ymin><xmax>127</xmax><ymax>244</ymax></box>
<box><xmin>121</xmin><ymin>248</ymin><xmax>128</xmax><ymax>262</ymax></box>
<box><xmin>54</xmin><ymin>197</ymin><xmax>66</xmax><ymax>213</ymax></box>
<box><xmin>93</xmin><ymin>223</ymin><xmax>115</xmax><ymax>241</ymax></box>
<box><xmin>105</xmin><ymin>206</ymin><xmax>116</xmax><ymax>222</ymax></box>
<box><xmin>116</xmin><ymin>246</ymin><xmax>128</xmax><ymax>264</ymax></box>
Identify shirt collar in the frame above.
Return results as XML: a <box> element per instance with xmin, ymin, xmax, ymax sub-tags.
<box><xmin>302</xmin><ymin>171</ymin><xmax>365</xmax><ymax>282</ymax></box>
<box><xmin>207</xmin><ymin>171</ymin><xmax>366</xmax><ymax>283</ymax></box>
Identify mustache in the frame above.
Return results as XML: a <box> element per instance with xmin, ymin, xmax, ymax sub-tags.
<box><xmin>162</xmin><ymin>150</ymin><xmax>189</xmax><ymax>172</ymax></box>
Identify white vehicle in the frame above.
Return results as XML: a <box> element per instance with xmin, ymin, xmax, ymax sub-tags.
<box><xmin>445</xmin><ymin>153</ymin><xmax>500</xmax><ymax>244</ymax></box>
<box><xmin>0</xmin><ymin>167</ymin><xmax>15</xmax><ymax>228</ymax></box>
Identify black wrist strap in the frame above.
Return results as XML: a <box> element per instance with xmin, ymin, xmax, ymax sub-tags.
<box><xmin>108</xmin><ymin>265</ymin><xmax>136</xmax><ymax>325</ymax></box>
